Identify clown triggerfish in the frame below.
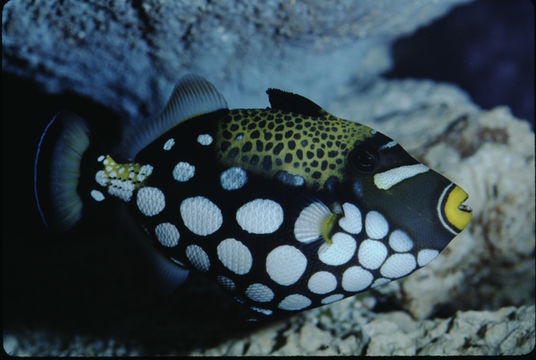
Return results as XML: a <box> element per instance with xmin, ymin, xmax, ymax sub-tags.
<box><xmin>35</xmin><ymin>75</ymin><xmax>472</xmax><ymax>319</ymax></box>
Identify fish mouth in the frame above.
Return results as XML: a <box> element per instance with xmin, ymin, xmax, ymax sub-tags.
<box><xmin>439</xmin><ymin>184</ymin><xmax>473</xmax><ymax>234</ymax></box>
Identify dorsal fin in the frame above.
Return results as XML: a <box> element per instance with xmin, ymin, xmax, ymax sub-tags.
<box><xmin>266</xmin><ymin>89</ymin><xmax>328</xmax><ymax>117</ymax></box>
<box><xmin>122</xmin><ymin>74</ymin><xmax>228</xmax><ymax>160</ymax></box>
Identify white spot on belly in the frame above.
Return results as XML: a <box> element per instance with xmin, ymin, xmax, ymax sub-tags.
<box><xmin>173</xmin><ymin>162</ymin><xmax>195</xmax><ymax>182</ymax></box>
<box><xmin>339</xmin><ymin>202</ymin><xmax>362</xmax><ymax>234</ymax></box>
<box><xmin>236</xmin><ymin>199</ymin><xmax>283</xmax><ymax>234</ymax></box>
<box><xmin>342</xmin><ymin>266</ymin><xmax>373</xmax><ymax>292</ymax></box>
<box><xmin>380</xmin><ymin>253</ymin><xmax>416</xmax><ymax>278</ymax></box>
<box><xmin>220</xmin><ymin>167</ymin><xmax>247</xmax><ymax>190</ymax></box>
<box><xmin>216</xmin><ymin>276</ymin><xmax>236</xmax><ymax>291</ymax></box>
<box><xmin>185</xmin><ymin>245</ymin><xmax>210</xmax><ymax>272</ymax></box>
<box><xmin>266</xmin><ymin>245</ymin><xmax>307</xmax><ymax>286</ymax></box>
<box><xmin>90</xmin><ymin>189</ymin><xmax>105</xmax><ymax>202</ymax></box>
<box><xmin>294</xmin><ymin>201</ymin><xmax>331</xmax><ymax>243</ymax></box>
<box><xmin>321</xmin><ymin>293</ymin><xmax>344</xmax><ymax>304</ymax></box>
<box><xmin>389</xmin><ymin>230</ymin><xmax>414</xmax><ymax>252</ymax></box>
<box><xmin>136</xmin><ymin>187</ymin><xmax>165</xmax><ymax>216</ymax></box>
<box><xmin>163</xmin><ymin>138</ymin><xmax>175</xmax><ymax>150</ymax></box>
<box><xmin>217</xmin><ymin>238</ymin><xmax>252</xmax><ymax>275</ymax></box>
<box><xmin>365</xmin><ymin>211</ymin><xmax>389</xmax><ymax>239</ymax></box>
<box><xmin>318</xmin><ymin>232</ymin><xmax>356</xmax><ymax>266</ymax></box>
<box><xmin>278</xmin><ymin>294</ymin><xmax>311</xmax><ymax>311</ymax></box>
<box><xmin>197</xmin><ymin>134</ymin><xmax>213</xmax><ymax>145</ymax></box>
<box><xmin>417</xmin><ymin>249</ymin><xmax>439</xmax><ymax>267</ymax></box>
<box><xmin>155</xmin><ymin>222</ymin><xmax>180</xmax><ymax>247</ymax></box>
<box><xmin>358</xmin><ymin>239</ymin><xmax>388</xmax><ymax>270</ymax></box>
<box><xmin>180</xmin><ymin>196</ymin><xmax>222</xmax><ymax>236</ymax></box>
<box><xmin>245</xmin><ymin>283</ymin><xmax>274</xmax><ymax>303</ymax></box>
<box><xmin>373</xmin><ymin>164</ymin><xmax>429</xmax><ymax>190</ymax></box>
<box><xmin>307</xmin><ymin>271</ymin><xmax>337</xmax><ymax>294</ymax></box>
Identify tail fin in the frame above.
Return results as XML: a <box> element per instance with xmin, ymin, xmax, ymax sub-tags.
<box><xmin>34</xmin><ymin>111</ymin><xmax>90</xmax><ymax>231</ymax></box>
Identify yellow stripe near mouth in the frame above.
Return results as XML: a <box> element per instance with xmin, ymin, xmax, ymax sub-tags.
<box><xmin>444</xmin><ymin>185</ymin><xmax>472</xmax><ymax>231</ymax></box>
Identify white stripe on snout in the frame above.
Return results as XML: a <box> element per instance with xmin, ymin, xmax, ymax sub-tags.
<box><xmin>373</xmin><ymin>164</ymin><xmax>429</xmax><ymax>190</ymax></box>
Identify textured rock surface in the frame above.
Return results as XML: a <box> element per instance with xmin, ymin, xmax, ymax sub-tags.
<box><xmin>2</xmin><ymin>0</ymin><xmax>470</xmax><ymax>119</ymax></box>
<box><xmin>3</xmin><ymin>0</ymin><xmax>534</xmax><ymax>357</ymax></box>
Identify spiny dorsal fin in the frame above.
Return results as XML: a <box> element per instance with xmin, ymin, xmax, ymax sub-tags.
<box><xmin>123</xmin><ymin>74</ymin><xmax>228</xmax><ymax>160</ymax></box>
<box><xmin>266</xmin><ymin>89</ymin><xmax>328</xmax><ymax>117</ymax></box>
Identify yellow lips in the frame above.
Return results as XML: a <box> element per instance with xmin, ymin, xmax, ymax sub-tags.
<box><xmin>444</xmin><ymin>185</ymin><xmax>472</xmax><ymax>231</ymax></box>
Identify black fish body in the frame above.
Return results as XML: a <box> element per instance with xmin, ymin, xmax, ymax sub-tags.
<box><xmin>35</xmin><ymin>75</ymin><xmax>472</xmax><ymax>319</ymax></box>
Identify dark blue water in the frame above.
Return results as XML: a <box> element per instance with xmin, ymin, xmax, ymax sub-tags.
<box><xmin>386</xmin><ymin>0</ymin><xmax>534</xmax><ymax>128</ymax></box>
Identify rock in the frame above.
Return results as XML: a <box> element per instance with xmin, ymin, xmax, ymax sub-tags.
<box><xmin>188</xmin><ymin>303</ymin><xmax>535</xmax><ymax>356</ymax></box>
<box><xmin>2</xmin><ymin>0</ymin><xmax>471</xmax><ymax>120</ymax></box>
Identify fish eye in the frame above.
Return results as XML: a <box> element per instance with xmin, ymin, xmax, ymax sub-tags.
<box><xmin>349</xmin><ymin>144</ymin><xmax>378</xmax><ymax>172</ymax></box>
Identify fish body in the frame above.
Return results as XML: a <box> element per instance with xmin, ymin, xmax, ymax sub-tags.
<box><xmin>35</xmin><ymin>75</ymin><xmax>472</xmax><ymax>319</ymax></box>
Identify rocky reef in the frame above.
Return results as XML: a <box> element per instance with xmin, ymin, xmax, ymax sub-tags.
<box><xmin>2</xmin><ymin>0</ymin><xmax>534</xmax><ymax>356</ymax></box>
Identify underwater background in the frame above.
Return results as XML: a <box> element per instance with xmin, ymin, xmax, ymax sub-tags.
<box><xmin>2</xmin><ymin>0</ymin><xmax>534</xmax><ymax>355</ymax></box>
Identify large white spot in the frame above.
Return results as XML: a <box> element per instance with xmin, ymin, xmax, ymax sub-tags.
<box><xmin>341</xmin><ymin>266</ymin><xmax>373</xmax><ymax>292</ymax></box>
<box><xmin>321</xmin><ymin>293</ymin><xmax>344</xmax><ymax>304</ymax></box>
<box><xmin>217</xmin><ymin>276</ymin><xmax>236</xmax><ymax>291</ymax></box>
<box><xmin>185</xmin><ymin>245</ymin><xmax>210</xmax><ymax>272</ymax></box>
<box><xmin>217</xmin><ymin>238</ymin><xmax>252</xmax><ymax>275</ymax></box>
<box><xmin>308</xmin><ymin>271</ymin><xmax>337</xmax><ymax>294</ymax></box>
<box><xmin>245</xmin><ymin>283</ymin><xmax>274</xmax><ymax>303</ymax></box>
<box><xmin>417</xmin><ymin>249</ymin><xmax>439</xmax><ymax>267</ymax></box>
<box><xmin>266</xmin><ymin>245</ymin><xmax>307</xmax><ymax>286</ymax></box>
<box><xmin>318</xmin><ymin>232</ymin><xmax>356</xmax><ymax>266</ymax></box>
<box><xmin>173</xmin><ymin>161</ymin><xmax>195</xmax><ymax>182</ymax></box>
<box><xmin>154</xmin><ymin>222</ymin><xmax>180</xmax><ymax>247</ymax></box>
<box><xmin>180</xmin><ymin>196</ymin><xmax>223</xmax><ymax>236</ymax></box>
<box><xmin>338</xmin><ymin>203</ymin><xmax>362</xmax><ymax>234</ymax></box>
<box><xmin>90</xmin><ymin>189</ymin><xmax>105</xmax><ymax>202</ymax></box>
<box><xmin>357</xmin><ymin>239</ymin><xmax>388</xmax><ymax>270</ymax></box>
<box><xmin>163</xmin><ymin>138</ymin><xmax>175</xmax><ymax>150</ymax></box>
<box><xmin>389</xmin><ymin>230</ymin><xmax>414</xmax><ymax>252</ymax></box>
<box><xmin>236</xmin><ymin>199</ymin><xmax>283</xmax><ymax>234</ymax></box>
<box><xmin>365</xmin><ymin>211</ymin><xmax>389</xmax><ymax>239</ymax></box>
<box><xmin>380</xmin><ymin>253</ymin><xmax>417</xmax><ymax>278</ymax></box>
<box><xmin>197</xmin><ymin>134</ymin><xmax>213</xmax><ymax>146</ymax></box>
<box><xmin>136</xmin><ymin>187</ymin><xmax>165</xmax><ymax>216</ymax></box>
<box><xmin>278</xmin><ymin>294</ymin><xmax>311</xmax><ymax>311</ymax></box>
<box><xmin>294</xmin><ymin>201</ymin><xmax>331</xmax><ymax>243</ymax></box>
<box><xmin>373</xmin><ymin>164</ymin><xmax>429</xmax><ymax>190</ymax></box>
<box><xmin>220</xmin><ymin>167</ymin><xmax>248</xmax><ymax>190</ymax></box>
